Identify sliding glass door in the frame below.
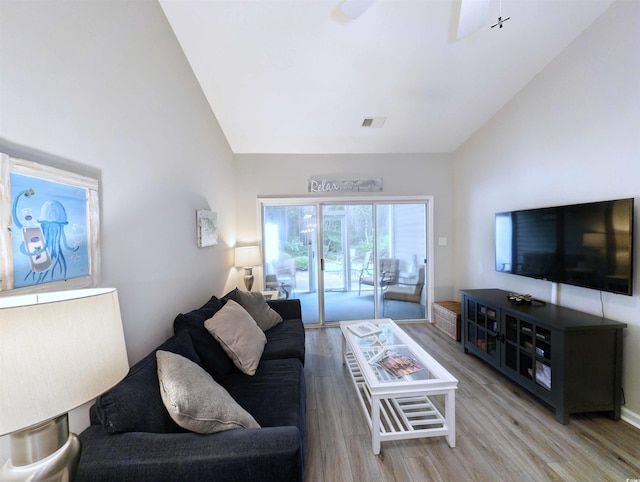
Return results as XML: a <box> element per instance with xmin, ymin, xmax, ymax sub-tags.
<box><xmin>321</xmin><ymin>204</ymin><xmax>375</xmax><ymax>322</ymax></box>
<box><xmin>261</xmin><ymin>198</ymin><xmax>430</xmax><ymax>325</ymax></box>
<box><xmin>378</xmin><ymin>203</ymin><xmax>427</xmax><ymax>320</ymax></box>
<box><xmin>263</xmin><ymin>204</ymin><xmax>319</xmax><ymax>322</ymax></box>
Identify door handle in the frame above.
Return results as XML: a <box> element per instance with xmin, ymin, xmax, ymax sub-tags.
<box><xmin>320</xmin><ymin>258</ymin><xmax>325</xmax><ymax>271</ymax></box>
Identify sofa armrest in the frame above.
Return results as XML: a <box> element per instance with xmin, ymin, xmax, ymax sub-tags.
<box><xmin>267</xmin><ymin>299</ymin><xmax>301</xmax><ymax>321</ymax></box>
<box><xmin>77</xmin><ymin>425</ymin><xmax>303</xmax><ymax>482</ymax></box>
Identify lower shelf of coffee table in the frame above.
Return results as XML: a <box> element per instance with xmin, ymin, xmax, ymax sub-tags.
<box><xmin>344</xmin><ymin>352</ymin><xmax>449</xmax><ymax>442</ymax></box>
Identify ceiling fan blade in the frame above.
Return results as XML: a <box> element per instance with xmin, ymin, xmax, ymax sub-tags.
<box><xmin>341</xmin><ymin>0</ymin><xmax>376</xmax><ymax>20</ymax></box>
<box><xmin>457</xmin><ymin>0</ymin><xmax>490</xmax><ymax>39</ymax></box>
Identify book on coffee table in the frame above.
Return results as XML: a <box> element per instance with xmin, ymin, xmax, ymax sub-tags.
<box><xmin>375</xmin><ymin>349</ymin><xmax>424</xmax><ymax>377</ymax></box>
<box><xmin>349</xmin><ymin>321</ymin><xmax>382</xmax><ymax>337</ymax></box>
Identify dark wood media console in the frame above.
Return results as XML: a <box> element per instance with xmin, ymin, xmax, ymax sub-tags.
<box><xmin>460</xmin><ymin>289</ymin><xmax>626</xmax><ymax>424</ymax></box>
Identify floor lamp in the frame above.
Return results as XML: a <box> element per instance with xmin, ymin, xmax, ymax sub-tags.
<box><xmin>0</xmin><ymin>288</ymin><xmax>129</xmax><ymax>481</ymax></box>
<box><xmin>235</xmin><ymin>246</ymin><xmax>261</xmax><ymax>291</ymax></box>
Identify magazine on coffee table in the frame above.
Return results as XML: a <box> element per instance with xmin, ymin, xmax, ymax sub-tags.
<box><xmin>374</xmin><ymin>349</ymin><xmax>425</xmax><ymax>377</ymax></box>
<box><xmin>349</xmin><ymin>321</ymin><xmax>382</xmax><ymax>337</ymax></box>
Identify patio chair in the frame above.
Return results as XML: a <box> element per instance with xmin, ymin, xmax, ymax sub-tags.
<box><xmin>265</xmin><ymin>253</ymin><xmax>296</xmax><ymax>298</ymax></box>
<box><xmin>382</xmin><ymin>266</ymin><xmax>425</xmax><ymax>315</ymax></box>
<box><xmin>359</xmin><ymin>255</ymin><xmax>399</xmax><ymax>295</ymax></box>
<box><xmin>383</xmin><ymin>265</ymin><xmax>425</xmax><ymax>304</ymax></box>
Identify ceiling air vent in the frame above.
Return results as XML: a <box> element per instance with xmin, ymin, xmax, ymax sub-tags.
<box><xmin>361</xmin><ymin>116</ymin><xmax>386</xmax><ymax>128</ymax></box>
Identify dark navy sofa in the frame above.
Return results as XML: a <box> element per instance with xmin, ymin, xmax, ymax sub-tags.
<box><xmin>76</xmin><ymin>295</ymin><xmax>306</xmax><ymax>482</ymax></box>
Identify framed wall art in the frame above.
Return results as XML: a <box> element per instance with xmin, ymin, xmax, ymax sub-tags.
<box><xmin>0</xmin><ymin>153</ymin><xmax>100</xmax><ymax>294</ymax></box>
<box><xmin>308</xmin><ymin>176</ymin><xmax>383</xmax><ymax>193</ymax></box>
<box><xmin>196</xmin><ymin>209</ymin><xmax>218</xmax><ymax>247</ymax></box>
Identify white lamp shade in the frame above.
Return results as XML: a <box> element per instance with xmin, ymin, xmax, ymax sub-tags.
<box><xmin>235</xmin><ymin>246</ymin><xmax>261</xmax><ymax>268</ymax></box>
<box><xmin>0</xmin><ymin>288</ymin><xmax>129</xmax><ymax>436</ymax></box>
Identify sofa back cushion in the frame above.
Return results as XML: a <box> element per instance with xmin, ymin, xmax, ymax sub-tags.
<box><xmin>173</xmin><ymin>296</ymin><xmax>234</xmax><ymax>381</ymax></box>
<box><xmin>92</xmin><ymin>330</ymin><xmax>201</xmax><ymax>434</ymax></box>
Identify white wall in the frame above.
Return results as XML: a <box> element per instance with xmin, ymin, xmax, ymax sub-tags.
<box><xmin>0</xmin><ymin>0</ymin><xmax>236</xmax><ymax>463</ymax></box>
<box><xmin>234</xmin><ymin>153</ymin><xmax>457</xmax><ymax>301</ymax></box>
<box><xmin>453</xmin><ymin>0</ymin><xmax>640</xmax><ymax>423</ymax></box>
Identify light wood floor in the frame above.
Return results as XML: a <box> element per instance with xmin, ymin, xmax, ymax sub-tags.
<box><xmin>303</xmin><ymin>323</ymin><xmax>640</xmax><ymax>481</ymax></box>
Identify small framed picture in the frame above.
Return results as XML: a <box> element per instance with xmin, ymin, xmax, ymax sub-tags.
<box><xmin>196</xmin><ymin>210</ymin><xmax>218</xmax><ymax>247</ymax></box>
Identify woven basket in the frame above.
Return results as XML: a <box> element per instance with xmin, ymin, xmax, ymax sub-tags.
<box><xmin>432</xmin><ymin>301</ymin><xmax>461</xmax><ymax>341</ymax></box>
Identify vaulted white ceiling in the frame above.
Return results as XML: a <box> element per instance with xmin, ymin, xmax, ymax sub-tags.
<box><xmin>160</xmin><ymin>0</ymin><xmax>615</xmax><ymax>154</ymax></box>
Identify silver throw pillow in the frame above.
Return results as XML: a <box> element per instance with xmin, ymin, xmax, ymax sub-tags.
<box><xmin>204</xmin><ymin>300</ymin><xmax>266</xmax><ymax>375</ymax></box>
<box><xmin>235</xmin><ymin>290</ymin><xmax>283</xmax><ymax>331</ymax></box>
<box><xmin>156</xmin><ymin>350</ymin><xmax>260</xmax><ymax>433</ymax></box>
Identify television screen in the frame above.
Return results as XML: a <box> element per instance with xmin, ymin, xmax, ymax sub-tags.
<box><xmin>495</xmin><ymin>198</ymin><xmax>634</xmax><ymax>295</ymax></box>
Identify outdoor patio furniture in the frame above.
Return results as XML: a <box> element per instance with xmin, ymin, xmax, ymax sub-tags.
<box><xmin>359</xmin><ymin>255</ymin><xmax>399</xmax><ymax>295</ymax></box>
<box><xmin>382</xmin><ymin>266</ymin><xmax>425</xmax><ymax>315</ymax></box>
<box><xmin>265</xmin><ymin>254</ymin><xmax>296</xmax><ymax>298</ymax></box>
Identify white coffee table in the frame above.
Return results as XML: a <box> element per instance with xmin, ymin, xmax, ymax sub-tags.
<box><xmin>340</xmin><ymin>319</ymin><xmax>458</xmax><ymax>455</ymax></box>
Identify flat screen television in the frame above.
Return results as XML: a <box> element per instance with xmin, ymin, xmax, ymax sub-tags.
<box><xmin>495</xmin><ymin>198</ymin><xmax>634</xmax><ymax>296</ymax></box>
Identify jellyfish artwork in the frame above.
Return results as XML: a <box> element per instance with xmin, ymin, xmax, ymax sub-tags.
<box><xmin>36</xmin><ymin>200</ymin><xmax>79</xmax><ymax>282</ymax></box>
<box><xmin>12</xmin><ymin>189</ymin><xmax>78</xmax><ymax>284</ymax></box>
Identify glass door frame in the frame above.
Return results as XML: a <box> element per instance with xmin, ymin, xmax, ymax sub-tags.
<box><xmin>258</xmin><ymin>195</ymin><xmax>434</xmax><ymax>326</ymax></box>
<box><xmin>319</xmin><ymin>202</ymin><xmax>377</xmax><ymax>322</ymax></box>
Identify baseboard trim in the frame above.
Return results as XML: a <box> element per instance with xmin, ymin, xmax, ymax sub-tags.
<box><xmin>621</xmin><ymin>407</ymin><xmax>640</xmax><ymax>429</ymax></box>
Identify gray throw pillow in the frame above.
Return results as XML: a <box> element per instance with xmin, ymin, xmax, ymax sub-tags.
<box><xmin>204</xmin><ymin>300</ymin><xmax>266</xmax><ymax>375</ymax></box>
<box><xmin>235</xmin><ymin>290</ymin><xmax>283</xmax><ymax>331</ymax></box>
<box><xmin>156</xmin><ymin>350</ymin><xmax>260</xmax><ymax>433</ymax></box>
